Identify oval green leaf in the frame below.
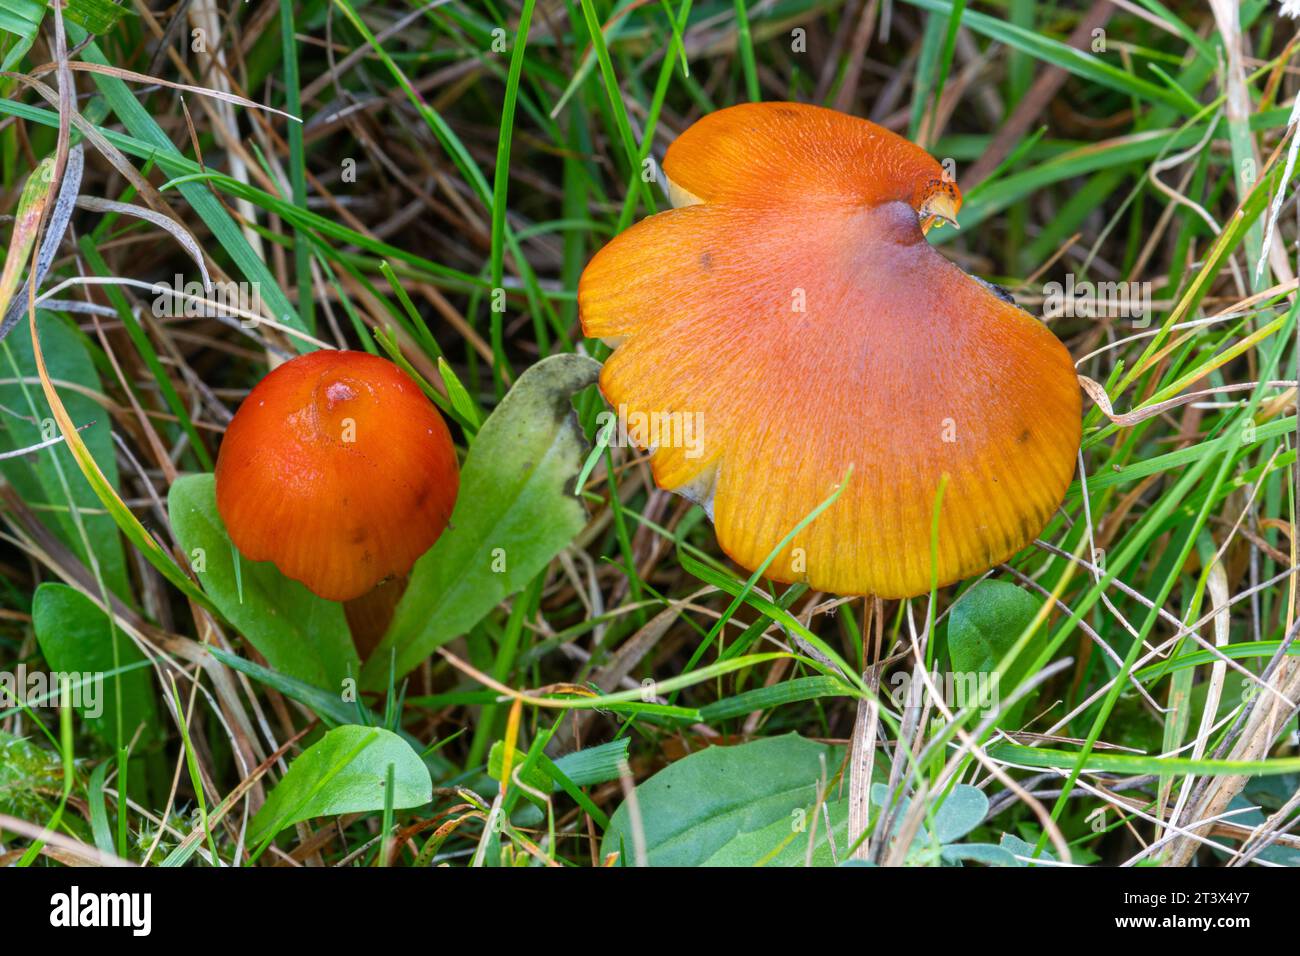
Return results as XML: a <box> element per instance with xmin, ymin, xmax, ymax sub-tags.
<box><xmin>31</xmin><ymin>582</ymin><xmax>157</xmax><ymax>749</ymax></box>
<box><xmin>249</xmin><ymin>725</ymin><xmax>431</xmax><ymax>846</ymax></box>
<box><xmin>947</xmin><ymin>578</ymin><xmax>1042</xmax><ymax>676</ymax></box>
<box><xmin>601</xmin><ymin>734</ymin><xmax>840</xmax><ymax>866</ymax></box>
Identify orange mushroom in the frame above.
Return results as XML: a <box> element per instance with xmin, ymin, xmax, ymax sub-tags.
<box><xmin>215</xmin><ymin>350</ymin><xmax>459</xmax><ymax>650</ymax></box>
<box><xmin>578</xmin><ymin>103</ymin><xmax>1080</xmax><ymax>599</ymax></box>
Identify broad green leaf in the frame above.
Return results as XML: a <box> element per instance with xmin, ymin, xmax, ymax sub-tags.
<box><xmin>0</xmin><ymin>311</ymin><xmax>131</xmax><ymax>601</ymax></box>
<box><xmin>1217</xmin><ymin>795</ymin><xmax>1300</xmax><ymax>867</ymax></box>
<box><xmin>601</xmin><ymin>734</ymin><xmax>840</xmax><ymax>867</ymax></box>
<box><xmin>676</xmin><ymin>781</ymin><xmax>931</xmax><ymax>867</ymax></box>
<box><xmin>249</xmin><ymin>725</ymin><xmax>431</xmax><ymax>845</ymax></box>
<box><xmin>57</xmin><ymin>0</ymin><xmax>130</xmax><ymax>34</ymax></box>
<box><xmin>31</xmin><ymin>583</ymin><xmax>156</xmax><ymax>749</ymax></box>
<box><xmin>999</xmin><ymin>833</ymin><xmax>1057</xmax><ymax>867</ymax></box>
<box><xmin>362</xmin><ymin>353</ymin><xmax>598</xmax><ymax>687</ymax></box>
<box><xmin>603</xmin><ymin>742</ymin><xmax>999</xmax><ymax>867</ymax></box>
<box><xmin>701</xmin><ymin>797</ymin><xmax>849</xmax><ymax>866</ymax></box>
<box><xmin>0</xmin><ymin>8</ymin><xmax>36</xmax><ymax>40</ymax></box>
<box><xmin>932</xmin><ymin>783</ymin><xmax>988</xmax><ymax>843</ymax></box>
<box><xmin>699</xmin><ymin>782</ymin><xmax>983</xmax><ymax>867</ymax></box>
<box><xmin>168</xmin><ymin>473</ymin><xmax>359</xmax><ymax>692</ymax></box>
<box><xmin>941</xmin><ymin>842</ymin><xmax>1018</xmax><ymax>866</ymax></box>
<box><xmin>487</xmin><ymin>740</ymin><xmax>552</xmax><ymax>794</ymax></box>
<box><xmin>947</xmin><ymin>579</ymin><xmax>1041</xmax><ymax>677</ymax></box>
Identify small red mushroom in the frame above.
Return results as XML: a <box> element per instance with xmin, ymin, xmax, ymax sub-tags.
<box><xmin>215</xmin><ymin>350</ymin><xmax>459</xmax><ymax>653</ymax></box>
<box><xmin>578</xmin><ymin>103</ymin><xmax>1081</xmax><ymax>599</ymax></box>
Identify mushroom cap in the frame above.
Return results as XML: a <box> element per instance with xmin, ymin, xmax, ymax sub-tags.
<box><xmin>578</xmin><ymin>103</ymin><xmax>1081</xmax><ymax>599</ymax></box>
<box><xmin>215</xmin><ymin>350</ymin><xmax>459</xmax><ymax>602</ymax></box>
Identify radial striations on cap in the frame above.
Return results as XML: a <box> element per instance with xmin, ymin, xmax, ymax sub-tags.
<box><xmin>578</xmin><ymin>103</ymin><xmax>1081</xmax><ymax>599</ymax></box>
<box><xmin>215</xmin><ymin>350</ymin><xmax>459</xmax><ymax>602</ymax></box>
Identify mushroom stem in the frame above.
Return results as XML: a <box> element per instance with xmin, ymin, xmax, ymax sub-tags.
<box><xmin>343</xmin><ymin>574</ymin><xmax>409</xmax><ymax>661</ymax></box>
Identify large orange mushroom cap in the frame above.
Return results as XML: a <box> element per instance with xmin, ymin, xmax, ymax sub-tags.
<box><xmin>578</xmin><ymin>102</ymin><xmax>1081</xmax><ymax>599</ymax></box>
<box><xmin>215</xmin><ymin>350</ymin><xmax>459</xmax><ymax>602</ymax></box>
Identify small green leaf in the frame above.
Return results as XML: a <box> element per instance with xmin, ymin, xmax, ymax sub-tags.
<box><xmin>31</xmin><ymin>583</ymin><xmax>156</xmax><ymax>749</ymax></box>
<box><xmin>1213</xmin><ymin>797</ymin><xmax>1300</xmax><ymax>867</ymax></box>
<box><xmin>363</xmin><ymin>353</ymin><xmax>599</xmax><ymax>688</ymax></box>
<box><xmin>487</xmin><ymin>740</ymin><xmax>552</xmax><ymax>793</ymax></box>
<box><xmin>932</xmin><ymin>784</ymin><xmax>988</xmax><ymax>844</ymax></box>
<box><xmin>168</xmin><ymin>474</ymin><xmax>359</xmax><ymax>691</ymax></box>
<box><xmin>437</xmin><ymin>356</ymin><xmax>479</xmax><ymax>430</ymax></box>
<box><xmin>700</xmin><ymin>798</ymin><xmax>849</xmax><ymax>866</ymax></box>
<box><xmin>249</xmin><ymin>725</ymin><xmax>431</xmax><ymax>846</ymax></box>
<box><xmin>601</xmin><ymin>734</ymin><xmax>841</xmax><ymax>867</ymax></box>
<box><xmin>999</xmin><ymin>832</ymin><xmax>1057</xmax><ymax>867</ymax></box>
<box><xmin>941</xmin><ymin>842</ymin><xmax>1018</xmax><ymax>866</ymax></box>
<box><xmin>947</xmin><ymin>579</ymin><xmax>1041</xmax><ymax>676</ymax></box>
